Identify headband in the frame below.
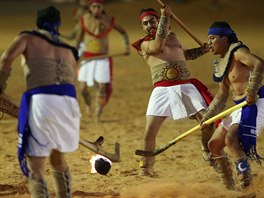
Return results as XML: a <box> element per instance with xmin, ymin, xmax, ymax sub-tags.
<box><xmin>208</xmin><ymin>27</ymin><xmax>234</xmax><ymax>36</ymax></box>
<box><xmin>87</xmin><ymin>0</ymin><xmax>104</xmax><ymax>5</ymax></box>
<box><xmin>139</xmin><ymin>11</ymin><xmax>158</xmax><ymax>21</ymax></box>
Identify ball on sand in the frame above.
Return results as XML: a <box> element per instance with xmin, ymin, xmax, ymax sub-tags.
<box><xmin>95</xmin><ymin>157</ymin><xmax>111</xmax><ymax>175</ymax></box>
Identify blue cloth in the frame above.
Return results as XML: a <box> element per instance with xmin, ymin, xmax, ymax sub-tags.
<box><xmin>208</xmin><ymin>27</ymin><xmax>233</xmax><ymax>36</ymax></box>
<box><xmin>18</xmin><ymin>84</ymin><xmax>76</xmax><ymax>177</ymax></box>
<box><xmin>236</xmin><ymin>86</ymin><xmax>264</xmax><ymax>164</ymax></box>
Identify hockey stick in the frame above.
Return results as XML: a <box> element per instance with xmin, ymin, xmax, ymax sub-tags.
<box><xmin>135</xmin><ymin>101</ymin><xmax>247</xmax><ymax>157</ymax></box>
<box><xmin>156</xmin><ymin>0</ymin><xmax>204</xmax><ymax>47</ymax></box>
<box><xmin>79</xmin><ymin>138</ymin><xmax>121</xmax><ymax>162</ymax></box>
<box><xmin>0</xmin><ymin>93</ymin><xmax>19</xmax><ymax>118</ymax></box>
<box><xmin>0</xmin><ymin>93</ymin><xmax>121</xmax><ymax>162</ymax></box>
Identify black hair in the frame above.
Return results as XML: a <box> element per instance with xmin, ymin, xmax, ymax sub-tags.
<box><xmin>210</xmin><ymin>21</ymin><xmax>238</xmax><ymax>43</ymax></box>
<box><xmin>36</xmin><ymin>6</ymin><xmax>61</xmax><ymax>29</ymax></box>
<box><xmin>139</xmin><ymin>8</ymin><xmax>158</xmax><ymax>19</ymax></box>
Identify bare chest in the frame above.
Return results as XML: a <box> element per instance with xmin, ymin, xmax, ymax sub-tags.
<box><xmin>86</xmin><ymin>18</ymin><xmax>111</xmax><ymax>34</ymax></box>
<box><xmin>227</xmin><ymin>61</ymin><xmax>250</xmax><ymax>84</ymax></box>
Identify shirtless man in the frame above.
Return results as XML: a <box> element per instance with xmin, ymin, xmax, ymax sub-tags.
<box><xmin>201</xmin><ymin>21</ymin><xmax>264</xmax><ymax>190</ymax></box>
<box><xmin>76</xmin><ymin>0</ymin><xmax>130</xmax><ymax>122</ymax></box>
<box><xmin>0</xmin><ymin>6</ymin><xmax>80</xmax><ymax>197</ymax></box>
<box><xmin>132</xmin><ymin>6</ymin><xmax>215</xmax><ymax>176</ymax></box>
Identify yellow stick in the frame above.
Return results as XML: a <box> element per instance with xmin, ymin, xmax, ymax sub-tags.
<box><xmin>135</xmin><ymin>101</ymin><xmax>247</xmax><ymax>156</ymax></box>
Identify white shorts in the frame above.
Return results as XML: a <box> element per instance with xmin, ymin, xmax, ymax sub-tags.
<box><xmin>221</xmin><ymin>98</ymin><xmax>264</xmax><ymax>136</ymax></box>
<box><xmin>27</xmin><ymin>94</ymin><xmax>81</xmax><ymax>157</ymax></box>
<box><xmin>78</xmin><ymin>58</ymin><xmax>111</xmax><ymax>86</ymax></box>
<box><xmin>146</xmin><ymin>83</ymin><xmax>207</xmax><ymax>120</ymax></box>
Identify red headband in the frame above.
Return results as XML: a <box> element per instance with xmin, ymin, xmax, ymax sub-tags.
<box><xmin>87</xmin><ymin>0</ymin><xmax>104</xmax><ymax>5</ymax></box>
<box><xmin>139</xmin><ymin>11</ymin><xmax>158</xmax><ymax>21</ymax></box>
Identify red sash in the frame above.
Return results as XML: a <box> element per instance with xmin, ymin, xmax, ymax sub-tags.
<box><xmin>154</xmin><ymin>78</ymin><xmax>214</xmax><ymax>106</ymax></box>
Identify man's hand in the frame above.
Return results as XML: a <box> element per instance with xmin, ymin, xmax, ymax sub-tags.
<box><xmin>160</xmin><ymin>5</ymin><xmax>172</xmax><ymax>17</ymax></box>
<box><xmin>201</xmin><ymin>43</ymin><xmax>210</xmax><ymax>54</ymax></box>
<box><xmin>246</xmin><ymin>94</ymin><xmax>258</xmax><ymax>105</ymax></box>
<box><xmin>0</xmin><ymin>83</ymin><xmax>6</xmax><ymax>95</ymax></box>
<box><xmin>200</xmin><ymin>116</ymin><xmax>209</xmax><ymax>129</ymax></box>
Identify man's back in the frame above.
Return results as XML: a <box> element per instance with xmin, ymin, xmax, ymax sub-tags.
<box><xmin>21</xmin><ymin>31</ymin><xmax>77</xmax><ymax>66</ymax></box>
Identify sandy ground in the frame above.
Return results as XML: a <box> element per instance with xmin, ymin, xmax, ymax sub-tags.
<box><xmin>0</xmin><ymin>0</ymin><xmax>263</xmax><ymax>197</ymax></box>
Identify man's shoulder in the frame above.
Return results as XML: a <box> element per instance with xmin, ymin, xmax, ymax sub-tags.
<box><xmin>131</xmin><ymin>34</ymin><xmax>155</xmax><ymax>51</ymax></box>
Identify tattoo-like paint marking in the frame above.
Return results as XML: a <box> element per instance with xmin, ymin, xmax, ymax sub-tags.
<box><xmin>157</xmin><ymin>16</ymin><xmax>168</xmax><ymax>38</ymax></box>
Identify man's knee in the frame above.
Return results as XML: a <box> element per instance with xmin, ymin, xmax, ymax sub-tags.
<box><xmin>208</xmin><ymin>136</ymin><xmax>220</xmax><ymax>154</ymax></box>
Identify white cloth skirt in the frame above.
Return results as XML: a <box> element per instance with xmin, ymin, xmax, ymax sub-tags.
<box><xmin>78</xmin><ymin>58</ymin><xmax>111</xmax><ymax>86</ymax></box>
<box><xmin>146</xmin><ymin>83</ymin><xmax>207</xmax><ymax>120</ymax></box>
<box><xmin>27</xmin><ymin>94</ymin><xmax>81</xmax><ymax>157</ymax></box>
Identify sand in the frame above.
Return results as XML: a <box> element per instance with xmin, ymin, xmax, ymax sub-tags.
<box><xmin>0</xmin><ymin>0</ymin><xmax>263</xmax><ymax>197</ymax></box>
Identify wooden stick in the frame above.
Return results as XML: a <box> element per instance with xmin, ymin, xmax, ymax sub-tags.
<box><xmin>135</xmin><ymin>101</ymin><xmax>247</xmax><ymax>156</ymax></box>
<box><xmin>80</xmin><ymin>52</ymin><xmax>126</xmax><ymax>62</ymax></box>
<box><xmin>79</xmin><ymin>139</ymin><xmax>121</xmax><ymax>162</ymax></box>
<box><xmin>0</xmin><ymin>94</ymin><xmax>121</xmax><ymax>162</ymax></box>
<box><xmin>156</xmin><ymin>0</ymin><xmax>204</xmax><ymax>47</ymax></box>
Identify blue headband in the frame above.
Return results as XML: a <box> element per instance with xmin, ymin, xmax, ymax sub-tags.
<box><xmin>208</xmin><ymin>27</ymin><xmax>234</xmax><ymax>35</ymax></box>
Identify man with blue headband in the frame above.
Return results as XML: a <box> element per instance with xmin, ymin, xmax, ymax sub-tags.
<box><xmin>201</xmin><ymin>21</ymin><xmax>264</xmax><ymax>190</ymax></box>
<box><xmin>0</xmin><ymin>6</ymin><xmax>80</xmax><ymax>197</ymax></box>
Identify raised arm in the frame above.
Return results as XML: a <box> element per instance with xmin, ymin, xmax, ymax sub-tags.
<box><xmin>141</xmin><ymin>5</ymin><xmax>172</xmax><ymax>55</ymax></box>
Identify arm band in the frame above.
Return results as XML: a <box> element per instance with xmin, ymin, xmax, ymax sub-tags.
<box><xmin>157</xmin><ymin>16</ymin><xmax>169</xmax><ymax>38</ymax></box>
<box><xmin>247</xmin><ymin>71</ymin><xmax>263</xmax><ymax>98</ymax></box>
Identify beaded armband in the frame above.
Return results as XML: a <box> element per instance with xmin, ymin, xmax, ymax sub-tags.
<box><xmin>247</xmin><ymin>71</ymin><xmax>263</xmax><ymax>98</ymax></box>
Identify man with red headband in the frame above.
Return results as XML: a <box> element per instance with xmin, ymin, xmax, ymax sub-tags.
<box><xmin>132</xmin><ymin>6</ymin><xmax>215</xmax><ymax>177</ymax></box>
<box><xmin>76</xmin><ymin>0</ymin><xmax>130</xmax><ymax>122</ymax></box>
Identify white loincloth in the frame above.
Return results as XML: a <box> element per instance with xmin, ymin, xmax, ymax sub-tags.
<box><xmin>146</xmin><ymin>83</ymin><xmax>207</xmax><ymax>120</ymax></box>
<box><xmin>78</xmin><ymin>58</ymin><xmax>111</xmax><ymax>86</ymax></box>
<box><xmin>221</xmin><ymin>98</ymin><xmax>264</xmax><ymax>136</ymax></box>
<box><xmin>27</xmin><ymin>94</ymin><xmax>81</xmax><ymax>157</ymax></box>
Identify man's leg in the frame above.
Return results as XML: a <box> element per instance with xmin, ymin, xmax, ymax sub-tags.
<box><xmin>140</xmin><ymin>116</ymin><xmax>166</xmax><ymax>177</ymax></box>
<box><xmin>28</xmin><ymin>156</ymin><xmax>50</xmax><ymax>198</ymax></box>
<box><xmin>96</xmin><ymin>83</ymin><xmax>110</xmax><ymax>122</ymax></box>
<box><xmin>225</xmin><ymin>125</ymin><xmax>253</xmax><ymax>189</ymax></box>
<box><xmin>208</xmin><ymin>125</ymin><xmax>235</xmax><ymax>190</ymax></box>
<box><xmin>80</xmin><ymin>82</ymin><xmax>92</xmax><ymax>114</ymax></box>
<box><xmin>50</xmin><ymin>150</ymin><xmax>72</xmax><ymax>198</ymax></box>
